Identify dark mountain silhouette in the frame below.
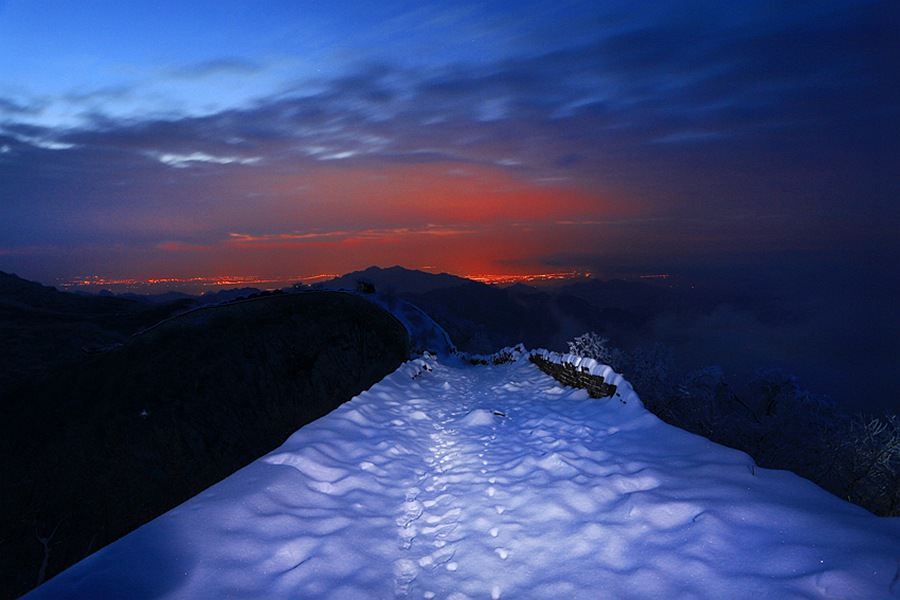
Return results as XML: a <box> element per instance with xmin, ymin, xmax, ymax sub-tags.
<box><xmin>320</xmin><ymin>266</ymin><xmax>655</xmax><ymax>354</ymax></box>
<box><xmin>1</xmin><ymin>286</ymin><xmax>409</xmax><ymax>599</ymax></box>
<box><xmin>323</xmin><ymin>268</ymin><xmax>801</xmax><ymax>366</ymax></box>
<box><xmin>555</xmin><ymin>278</ymin><xmax>678</xmax><ymax>315</ymax></box>
<box><xmin>0</xmin><ymin>272</ymin><xmax>198</xmax><ymax>392</ymax></box>
<box><xmin>120</xmin><ymin>287</ymin><xmax>273</xmax><ymax>305</ymax></box>
<box><xmin>555</xmin><ymin>277</ymin><xmax>796</xmax><ymax>326</ymax></box>
<box><xmin>325</xmin><ymin>265</ymin><xmax>472</xmax><ymax>295</ymax></box>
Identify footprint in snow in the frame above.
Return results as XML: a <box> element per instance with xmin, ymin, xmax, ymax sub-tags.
<box><xmin>392</xmin><ymin>558</ymin><xmax>419</xmax><ymax>598</ymax></box>
<box><xmin>396</xmin><ymin>499</ymin><xmax>423</xmax><ymax>528</ymax></box>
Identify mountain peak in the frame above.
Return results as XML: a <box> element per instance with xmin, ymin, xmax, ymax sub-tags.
<box><xmin>325</xmin><ymin>266</ymin><xmax>474</xmax><ymax>295</ymax></box>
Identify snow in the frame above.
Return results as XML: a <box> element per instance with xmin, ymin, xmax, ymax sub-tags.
<box><xmin>26</xmin><ymin>352</ymin><xmax>900</xmax><ymax>599</ymax></box>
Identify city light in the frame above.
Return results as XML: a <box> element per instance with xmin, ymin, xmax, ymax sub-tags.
<box><xmin>57</xmin><ymin>271</ymin><xmax>590</xmax><ymax>293</ymax></box>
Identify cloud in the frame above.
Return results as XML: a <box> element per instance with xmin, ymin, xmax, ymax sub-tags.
<box><xmin>151</xmin><ymin>151</ymin><xmax>262</xmax><ymax>168</ymax></box>
<box><xmin>168</xmin><ymin>58</ymin><xmax>263</xmax><ymax>80</ymax></box>
<box><xmin>0</xmin><ymin>123</ymin><xmax>78</xmax><ymax>151</ymax></box>
<box><xmin>8</xmin><ymin>134</ymin><xmax>75</xmax><ymax>151</ymax></box>
<box><xmin>0</xmin><ymin>96</ymin><xmax>41</xmax><ymax>117</ymax></box>
<box><xmin>10</xmin><ymin>0</ymin><xmax>893</xmax><ymax>182</ymax></box>
<box><xmin>224</xmin><ymin>224</ymin><xmax>478</xmax><ymax>247</ymax></box>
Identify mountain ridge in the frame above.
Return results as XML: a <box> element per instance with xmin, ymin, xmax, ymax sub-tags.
<box><xmin>323</xmin><ymin>265</ymin><xmax>474</xmax><ymax>295</ymax></box>
<box><xmin>1</xmin><ymin>289</ymin><xmax>410</xmax><ymax>598</ymax></box>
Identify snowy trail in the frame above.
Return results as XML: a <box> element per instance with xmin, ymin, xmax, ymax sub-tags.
<box><xmin>26</xmin><ymin>354</ymin><xmax>900</xmax><ymax>599</ymax></box>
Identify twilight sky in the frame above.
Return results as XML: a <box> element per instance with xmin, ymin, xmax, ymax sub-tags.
<box><xmin>0</xmin><ymin>0</ymin><xmax>897</xmax><ymax>285</ymax></box>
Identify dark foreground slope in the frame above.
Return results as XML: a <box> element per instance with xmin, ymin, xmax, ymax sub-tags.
<box><xmin>1</xmin><ymin>291</ymin><xmax>409</xmax><ymax>599</ymax></box>
<box><xmin>0</xmin><ymin>272</ymin><xmax>198</xmax><ymax>390</ymax></box>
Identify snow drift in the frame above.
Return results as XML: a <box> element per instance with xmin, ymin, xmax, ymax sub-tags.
<box><xmin>25</xmin><ymin>352</ymin><xmax>900</xmax><ymax>599</ymax></box>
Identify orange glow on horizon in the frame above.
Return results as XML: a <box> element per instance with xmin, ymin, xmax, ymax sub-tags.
<box><xmin>132</xmin><ymin>160</ymin><xmax>627</xmax><ymax>282</ymax></box>
<box><xmin>65</xmin><ymin>160</ymin><xmax>634</xmax><ymax>288</ymax></box>
<box><xmin>263</xmin><ymin>161</ymin><xmax>621</xmax><ymax>229</ymax></box>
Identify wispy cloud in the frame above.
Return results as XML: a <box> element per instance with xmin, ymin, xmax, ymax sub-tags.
<box><xmin>168</xmin><ymin>58</ymin><xmax>263</xmax><ymax>80</ymax></box>
<box><xmin>225</xmin><ymin>224</ymin><xmax>478</xmax><ymax>246</ymax></box>
<box><xmin>150</xmin><ymin>151</ymin><xmax>262</xmax><ymax>168</ymax></box>
<box><xmin>1</xmin><ymin>128</ymin><xmax>77</xmax><ymax>151</ymax></box>
<box><xmin>0</xmin><ymin>97</ymin><xmax>42</xmax><ymax>116</ymax></box>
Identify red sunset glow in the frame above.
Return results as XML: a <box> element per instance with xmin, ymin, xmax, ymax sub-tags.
<box><xmin>114</xmin><ymin>161</ymin><xmax>629</xmax><ymax>285</ymax></box>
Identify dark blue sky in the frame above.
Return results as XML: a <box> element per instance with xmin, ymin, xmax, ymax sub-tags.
<box><xmin>1</xmin><ymin>0</ymin><xmax>896</xmax><ymax>283</ymax></box>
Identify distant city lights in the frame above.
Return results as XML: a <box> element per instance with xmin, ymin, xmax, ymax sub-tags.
<box><xmin>58</xmin><ymin>273</ymin><xmax>338</xmax><ymax>293</ymax></box>
<box><xmin>58</xmin><ymin>270</ymin><xmax>592</xmax><ymax>293</ymax></box>
<box><xmin>466</xmin><ymin>271</ymin><xmax>586</xmax><ymax>285</ymax></box>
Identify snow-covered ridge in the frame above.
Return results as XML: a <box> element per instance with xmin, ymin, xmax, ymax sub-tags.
<box><xmin>25</xmin><ymin>351</ymin><xmax>900</xmax><ymax>599</ymax></box>
<box><xmin>452</xmin><ymin>345</ymin><xmax>641</xmax><ymax>408</ymax></box>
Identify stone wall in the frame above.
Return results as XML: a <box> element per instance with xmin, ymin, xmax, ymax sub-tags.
<box><xmin>529</xmin><ymin>353</ymin><xmax>618</xmax><ymax>398</ymax></box>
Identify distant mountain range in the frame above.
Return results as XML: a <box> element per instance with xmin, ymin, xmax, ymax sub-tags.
<box><xmin>0</xmin><ymin>265</ymin><xmax>746</xmax><ymax>360</ymax></box>
<box><xmin>1</xmin><ymin>264</ymin><xmax>796</xmax><ymax>368</ymax></box>
<box><xmin>0</xmin><ymin>271</ymin><xmax>198</xmax><ymax>390</ymax></box>
<box><xmin>321</xmin><ymin>265</ymin><xmax>682</xmax><ymax>354</ymax></box>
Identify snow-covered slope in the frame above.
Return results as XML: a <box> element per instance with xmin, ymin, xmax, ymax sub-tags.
<box><xmin>26</xmin><ymin>353</ymin><xmax>900</xmax><ymax>599</ymax></box>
